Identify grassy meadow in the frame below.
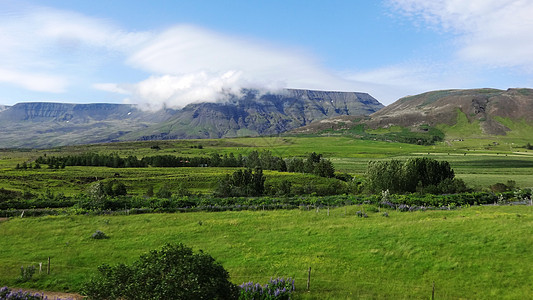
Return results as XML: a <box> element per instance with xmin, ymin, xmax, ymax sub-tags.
<box><xmin>2</xmin><ymin>136</ymin><xmax>533</xmax><ymax>194</ymax></box>
<box><xmin>1</xmin><ymin>135</ymin><xmax>533</xmax><ymax>298</ymax></box>
<box><xmin>1</xmin><ymin>206</ymin><xmax>531</xmax><ymax>299</ymax></box>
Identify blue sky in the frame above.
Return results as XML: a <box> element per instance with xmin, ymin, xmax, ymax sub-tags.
<box><xmin>1</xmin><ymin>0</ymin><xmax>532</xmax><ymax>109</ymax></box>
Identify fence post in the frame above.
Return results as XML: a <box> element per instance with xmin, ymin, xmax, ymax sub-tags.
<box><xmin>47</xmin><ymin>257</ymin><xmax>50</xmax><ymax>275</ymax></box>
<box><xmin>432</xmin><ymin>281</ymin><xmax>435</xmax><ymax>300</ymax></box>
<box><xmin>307</xmin><ymin>267</ymin><xmax>311</xmax><ymax>291</ymax></box>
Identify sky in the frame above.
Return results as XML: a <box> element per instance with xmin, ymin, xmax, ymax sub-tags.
<box><xmin>1</xmin><ymin>0</ymin><xmax>533</xmax><ymax>109</ymax></box>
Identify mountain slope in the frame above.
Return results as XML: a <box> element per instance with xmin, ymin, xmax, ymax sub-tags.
<box><xmin>121</xmin><ymin>89</ymin><xmax>383</xmax><ymax>140</ymax></box>
<box><xmin>368</xmin><ymin>88</ymin><xmax>533</xmax><ymax>136</ymax></box>
<box><xmin>292</xmin><ymin>88</ymin><xmax>533</xmax><ymax>142</ymax></box>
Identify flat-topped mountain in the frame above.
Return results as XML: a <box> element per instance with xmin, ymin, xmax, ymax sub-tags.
<box><xmin>123</xmin><ymin>89</ymin><xmax>383</xmax><ymax>140</ymax></box>
<box><xmin>0</xmin><ymin>102</ymin><xmax>174</xmax><ymax>148</ymax></box>
<box><xmin>0</xmin><ymin>89</ymin><xmax>383</xmax><ymax>148</ymax></box>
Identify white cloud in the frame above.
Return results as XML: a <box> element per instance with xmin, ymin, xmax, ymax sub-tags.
<box><xmin>116</xmin><ymin>24</ymin><xmax>370</xmax><ymax>108</ymax></box>
<box><xmin>388</xmin><ymin>0</ymin><xmax>533</xmax><ymax>69</ymax></box>
<box><xmin>0</xmin><ymin>4</ymin><xmax>151</xmax><ymax>96</ymax></box>
<box><xmin>123</xmin><ymin>71</ymin><xmax>246</xmax><ymax>111</ymax></box>
<box><xmin>1</xmin><ymin>5</ymin><xmax>373</xmax><ymax>107</ymax></box>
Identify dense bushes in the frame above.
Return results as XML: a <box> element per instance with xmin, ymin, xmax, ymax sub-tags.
<box><xmin>365</xmin><ymin>158</ymin><xmax>467</xmax><ymax>194</ymax></box>
<box><xmin>82</xmin><ymin>243</ymin><xmax>239</xmax><ymax>300</ymax></box>
<box><xmin>1</xmin><ymin>190</ymin><xmax>529</xmax><ymax>217</ymax></box>
<box><xmin>215</xmin><ymin>168</ymin><xmax>266</xmax><ymax>197</ymax></box>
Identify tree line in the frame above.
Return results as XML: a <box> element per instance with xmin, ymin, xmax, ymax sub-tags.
<box><xmin>33</xmin><ymin>151</ymin><xmax>335</xmax><ymax>178</ymax></box>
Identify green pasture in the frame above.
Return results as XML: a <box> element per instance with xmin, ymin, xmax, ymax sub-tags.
<box><xmin>1</xmin><ymin>206</ymin><xmax>531</xmax><ymax>299</ymax></box>
<box><xmin>2</xmin><ymin>136</ymin><xmax>533</xmax><ymax>195</ymax></box>
<box><xmin>0</xmin><ymin>166</ymin><xmax>341</xmax><ymax>196</ymax></box>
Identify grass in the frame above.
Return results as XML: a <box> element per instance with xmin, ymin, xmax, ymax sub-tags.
<box><xmin>2</xmin><ymin>136</ymin><xmax>533</xmax><ymax>195</ymax></box>
<box><xmin>1</xmin><ymin>206</ymin><xmax>531</xmax><ymax>299</ymax></box>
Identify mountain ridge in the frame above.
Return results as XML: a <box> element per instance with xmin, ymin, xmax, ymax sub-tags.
<box><xmin>0</xmin><ymin>88</ymin><xmax>383</xmax><ymax>148</ymax></box>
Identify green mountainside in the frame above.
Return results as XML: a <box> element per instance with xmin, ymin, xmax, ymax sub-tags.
<box><xmin>293</xmin><ymin>88</ymin><xmax>533</xmax><ymax>144</ymax></box>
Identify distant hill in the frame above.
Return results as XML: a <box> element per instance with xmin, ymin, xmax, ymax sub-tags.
<box><xmin>0</xmin><ymin>103</ymin><xmax>174</xmax><ymax>148</ymax></box>
<box><xmin>293</xmin><ymin>88</ymin><xmax>533</xmax><ymax>143</ymax></box>
<box><xmin>0</xmin><ymin>89</ymin><xmax>383</xmax><ymax>148</ymax></box>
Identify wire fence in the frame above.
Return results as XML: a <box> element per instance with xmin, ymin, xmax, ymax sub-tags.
<box><xmin>1</xmin><ymin>259</ymin><xmax>464</xmax><ymax>299</ymax></box>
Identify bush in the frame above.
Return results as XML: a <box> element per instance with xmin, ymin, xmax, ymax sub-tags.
<box><xmin>82</xmin><ymin>243</ymin><xmax>238</xmax><ymax>300</ymax></box>
<box><xmin>91</xmin><ymin>230</ymin><xmax>108</xmax><ymax>240</ymax></box>
<box><xmin>18</xmin><ymin>266</ymin><xmax>36</xmax><ymax>283</ymax></box>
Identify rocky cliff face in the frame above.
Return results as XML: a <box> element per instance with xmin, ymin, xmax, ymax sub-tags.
<box><xmin>122</xmin><ymin>89</ymin><xmax>384</xmax><ymax>141</ymax></box>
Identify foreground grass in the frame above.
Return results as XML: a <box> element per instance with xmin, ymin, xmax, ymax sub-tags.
<box><xmin>1</xmin><ymin>206</ymin><xmax>531</xmax><ymax>299</ymax></box>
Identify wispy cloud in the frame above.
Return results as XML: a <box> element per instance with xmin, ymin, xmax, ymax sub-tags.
<box><xmin>388</xmin><ymin>0</ymin><xmax>533</xmax><ymax>70</ymax></box>
<box><xmin>0</xmin><ymin>3</ymin><xmax>149</xmax><ymax>95</ymax></box>
<box><xmin>344</xmin><ymin>61</ymin><xmax>474</xmax><ymax>102</ymax></box>
<box><xmin>0</xmin><ymin>68</ymin><xmax>67</xmax><ymax>93</ymax></box>
<box><xmin>100</xmin><ymin>24</ymin><xmax>365</xmax><ymax>109</ymax></box>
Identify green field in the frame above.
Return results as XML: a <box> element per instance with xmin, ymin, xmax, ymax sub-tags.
<box><xmin>1</xmin><ymin>135</ymin><xmax>533</xmax><ymax>298</ymax></box>
<box><xmin>2</xmin><ymin>136</ymin><xmax>533</xmax><ymax>194</ymax></box>
<box><xmin>1</xmin><ymin>206</ymin><xmax>531</xmax><ymax>299</ymax></box>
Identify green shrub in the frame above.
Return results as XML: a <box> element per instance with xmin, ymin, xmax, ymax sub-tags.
<box><xmin>18</xmin><ymin>266</ymin><xmax>36</xmax><ymax>283</ymax></box>
<box><xmin>82</xmin><ymin>243</ymin><xmax>238</xmax><ymax>300</ymax></box>
<box><xmin>91</xmin><ymin>230</ymin><xmax>108</xmax><ymax>240</ymax></box>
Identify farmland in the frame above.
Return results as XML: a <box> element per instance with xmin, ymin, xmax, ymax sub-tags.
<box><xmin>1</xmin><ymin>135</ymin><xmax>533</xmax><ymax>299</ymax></box>
<box><xmin>1</xmin><ymin>206</ymin><xmax>531</xmax><ymax>299</ymax></box>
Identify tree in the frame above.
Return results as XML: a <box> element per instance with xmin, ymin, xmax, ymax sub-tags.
<box><xmin>156</xmin><ymin>184</ymin><xmax>172</xmax><ymax>198</ymax></box>
<box><xmin>314</xmin><ymin>158</ymin><xmax>335</xmax><ymax>178</ymax></box>
<box><xmin>365</xmin><ymin>158</ymin><xmax>457</xmax><ymax>194</ymax></box>
<box><xmin>87</xmin><ymin>182</ymin><xmax>106</xmax><ymax>202</ymax></box>
<box><xmin>214</xmin><ymin>168</ymin><xmax>265</xmax><ymax>197</ymax></box>
<box><xmin>82</xmin><ymin>243</ymin><xmax>239</xmax><ymax>300</ymax></box>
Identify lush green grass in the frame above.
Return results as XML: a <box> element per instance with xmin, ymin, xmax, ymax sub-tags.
<box><xmin>1</xmin><ymin>206</ymin><xmax>531</xmax><ymax>299</ymax></box>
<box><xmin>2</xmin><ymin>136</ymin><xmax>533</xmax><ymax>298</ymax></box>
<box><xmin>2</xmin><ymin>136</ymin><xmax>533</xmax><ymax>195</ymax></box>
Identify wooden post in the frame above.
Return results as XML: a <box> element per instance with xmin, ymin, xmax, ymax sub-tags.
<box><xmin>47</xmin><ymin>257</ymin><xmax>50</xmax><ymax>275</ymax></box>
<box><xmin>307</xmin><ymin>267</ymin><xmax>311</xmax><ymax>291</ymax></box>
<box><xmin>432</xmin><ymin>281</ymin><xmax>435</xmax><ymax>300</ymax></box>
<box><xmin>327</xmin><ymin>206</ymin><xmax>330</xmax><ymax>216</ymax></box>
